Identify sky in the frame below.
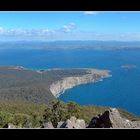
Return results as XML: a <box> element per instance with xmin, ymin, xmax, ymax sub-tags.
<box><xmin>0</xmin><ymin>11</ymin><xmax>140</xmax><ymax>41</ymax></box>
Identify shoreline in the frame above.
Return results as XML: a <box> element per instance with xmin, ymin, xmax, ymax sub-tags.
<box><xmin>56</xmin><ymin>76</ymin><xmax>110</xmax><ymax>98</ymax></box>
<box><xmin>50</xmin><ymin>70</ymin><xmax>112</xmax><ymax>98</ymax></box>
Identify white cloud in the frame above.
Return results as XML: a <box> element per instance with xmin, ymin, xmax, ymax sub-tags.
<box><xmin>83</xmin><ymin>11</ymin><xmax>98</xmax><ymax>15</ymax></box>
<box><xmin>0</xmin><ymin>22</ymin><xmax>77</xmax><ymax>37</ymax></box>
<box><xmin>61</xmin><ymin>23</ymin><xmax>76</xmax><ymax>32</ymax></box>
<box><xmin>0</xmin><ymin>27</ymin><xmax>4</xmax><ymax>33</ymax></box>
<box><xmin>0</xmin><ymin>23</ymin><xmax>77</xmax><ymax>41</ymax></box>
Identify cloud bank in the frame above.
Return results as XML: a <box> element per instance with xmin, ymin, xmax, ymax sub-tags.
<box><xmin>0</xmin><ymin>22</ymin><xmax>140</xmax><ymax>41</ymax></box>
<box><xmin>0</xmin><ymin>23</ymin><xmax>78</xmax><ymax>41</ymax></box>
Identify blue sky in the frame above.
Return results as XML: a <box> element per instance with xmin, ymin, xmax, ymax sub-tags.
<box><xmin>0</xmin><ymin>11</ymin><xmax>140</xmax><ymax>41</ymax></box>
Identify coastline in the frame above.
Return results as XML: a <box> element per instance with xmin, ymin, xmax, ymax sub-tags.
<box><xmin>50</xmin><ymin>69</ymin><xmax>112</xmax><ymax>98</ymax></box>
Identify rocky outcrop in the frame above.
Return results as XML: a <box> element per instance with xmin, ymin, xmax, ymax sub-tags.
<box><xmin>57</xmin><ymin>116</ymin><xmax>86</xmax><ymax>129</ymax></box>
<box><xmin>42</xmin><ymin>108</ymin><xmax>140</xmax><ymax>129</ymax></box>
<box><xmin>87</xmin><ymin>110</ymin><xmax>112</xmax><ymax>128</ymax></box>
<box><xmin>87</xmin><ymin>108</ymin><xmax>140</xmax><ymax>128</ymax></box>
<box><xmin>50</xmin><ymin>69</ymin><xmax>111</xmax><ymax>97</ymax></box>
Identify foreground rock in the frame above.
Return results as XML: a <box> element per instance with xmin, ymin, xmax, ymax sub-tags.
<box><xmin>42</xmin><ymin>108</ymin><xmax>140</xmax><ymax>129</ymax></box>
<box><xmin>57</xmin><ymin>116</ymin><xmax>86</xmax><ymax>128</ymax></box>
<box><xmin>87</xmin><ymin>108</ymin><xmax>140</xmax><ymax>128</ymax></box>
<box><xmin>3</xmin><ymin>123</ymin><xmax>16</xmax><ymax>128</ymax></box>
<box><xmin>42</xmin><ymin>122</ymin><xmax>54</xmax><ymax>128</ymax></box>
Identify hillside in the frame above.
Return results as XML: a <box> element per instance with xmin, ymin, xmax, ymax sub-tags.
<box><xmin>0</xmin><ymin>101</ymin><xmax>139</xmax><ymax>128</ymax></box>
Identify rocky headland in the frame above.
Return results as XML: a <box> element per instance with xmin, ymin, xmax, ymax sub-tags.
<box><xmin>49</xmin><ymin>69</ymin><xmax>111</xmax><ymax>97</ymax></box>
<box><xmin>0</xmin><ymin>66</ymin><xmax>111</xmax><ymax>102</ymax></box>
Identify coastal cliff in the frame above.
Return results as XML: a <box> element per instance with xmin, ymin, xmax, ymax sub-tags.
<box><xmin>50</xmin><ymin>69</ymin><xmax>111</xmax><ymax>97</ymax></box>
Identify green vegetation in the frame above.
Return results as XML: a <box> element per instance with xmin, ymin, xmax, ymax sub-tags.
<box><xmin>0</xmin><ymin>101</ymin><xmax>46</xmax><ymax>128</ymax></box>
<box><xmin>43</xmin><ymin>101</ymin><xmax>80</xmax><ymax>127</ymax></box>
<box><xmin>0</xmin><ymin>100</ymin><xmax>139</xmax><ymax>128</ymax></box>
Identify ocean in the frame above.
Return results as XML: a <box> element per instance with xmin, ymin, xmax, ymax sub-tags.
<box><xmin>0</xmin><ymin>48</ymin><xmax>140</xmax><ymax>115</ymax></box>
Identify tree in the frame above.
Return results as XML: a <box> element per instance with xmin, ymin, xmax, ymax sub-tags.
<box><xmin>43</xmin><ymin>106</ymin><xmax>52</xmax><ymax>122</ymax></box>
<box><xmin>11</xmin><ymin>113</ymin><xmax>31</xmax><ymax>128</ymax></box>
<box><xmin>42</xmin><ymin>101</ymin><xmax>81</xmax><ymax>128</ymax></box>
<box><xmin>43</xmin><ymin>101</ymin><xmax>67</xmax><ymax>127</ymax></box>
<box><xmin>67</xmin><ymin>102</ymin><xmax>80</xmax><ymax>118</ymax></box>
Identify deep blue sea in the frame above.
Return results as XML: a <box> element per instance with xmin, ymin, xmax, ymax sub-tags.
<box><xmin>0</xmin><ymin>48</ymin><xmax>140</xmax><ymax>115</ymax></box>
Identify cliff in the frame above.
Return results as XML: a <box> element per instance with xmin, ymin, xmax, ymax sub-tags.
<box><xmin>50</xmin><ymin>69</ymin><xmax>111</xmax><ymax>97</ymax></box>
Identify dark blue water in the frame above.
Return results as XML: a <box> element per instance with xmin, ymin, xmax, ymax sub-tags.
<box><xmin>0</xmin><ymin>48</ymin><xmax>140</xmax><ymax>115</ymax></box>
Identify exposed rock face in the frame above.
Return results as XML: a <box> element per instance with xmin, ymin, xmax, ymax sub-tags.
<box><xmin>57</xmin><ymin>116</ymin><xmax>86</xmax><ymax>128</ymax></box>
<box><xmin>50</xmin><ymin>69</ymin><xmax>111</xmax><ymax>97</ymax></box>
<box><xmin>87</xmin><ymin>110</ymin><xmax>112</xmax><ymax>128</ymax></box>
<box><xmin>87</xmin><ymin>108</ymin><xmax>140</xmax><ymax>128</ymax></box>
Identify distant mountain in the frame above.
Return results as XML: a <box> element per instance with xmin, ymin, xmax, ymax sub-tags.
<box><xmin>1</xmin><ymin>40</ymin><xmax>140</xmax><ymax>50</ymax></box>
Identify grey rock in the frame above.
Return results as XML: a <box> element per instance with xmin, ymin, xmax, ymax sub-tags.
<box><xmin>43</xmin><ymin>122</ymin><xmax>54</xmax><ymax>128</ymax></box>
<box><xmin>87</xmin><ymin>110</ymin><xmax>112</xmax><ymax>128</ymax></box>
<box><xmin>75</xmin><ymin>119</ymin><xmax>86</xmax><ymax>128</ymax></box>
<box><xmin>109</xmin><ymin>108</ymin><xmax>140</xmax><ymax>128</ymax></box>
<box><xmin>8</xmin><ymin>123</ymin><xmax>16</xmax><ymax>128</ymax></box>
<box><xmin>3</xmin><ymin>123</ymin><xmax>16</xmax><ymax>128</ymax></box>
<box><xmin>57</xmin><ymin>116</ymin><xmax>86</xmax><ymax>128</ymax></box>
<box><xmin>57</xmin><ymin>121</ymin><xmax>65</xmax><ymax>128</ymax></box>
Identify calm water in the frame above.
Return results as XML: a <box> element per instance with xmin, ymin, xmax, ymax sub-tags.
<box><xmin>0</xmin><ymin>48</ymin><xmax>140</xmax><ymax>115</ymax></box>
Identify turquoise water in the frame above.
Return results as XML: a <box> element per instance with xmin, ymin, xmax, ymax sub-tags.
<box><xmin>0</xmin><ymin>48</ymin><xmax>140</xmax><ymax>115</ymax></box>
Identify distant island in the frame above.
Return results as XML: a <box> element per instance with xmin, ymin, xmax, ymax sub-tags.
<box><xmin>1</xmin><ymin>41</ymin><xmax>140</xmax><ymax>50</ymax></box>
<box><xmin>121</xmin><ymin>64</ymin><xmax>137</xmax><ymax>69</ymax></box>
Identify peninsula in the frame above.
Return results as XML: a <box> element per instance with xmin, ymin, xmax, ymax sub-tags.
<box><xmin>0</xmin><ymin>66</ymin><xmax>111</xmax><ymax>103</ymax></box>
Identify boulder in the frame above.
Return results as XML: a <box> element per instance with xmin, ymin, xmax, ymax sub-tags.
<box><xmin>57</xmin><ymin>116</ymin><xmax>86</xmax><ymax>128</ymax></box>
<box><xmin>57</xmin><ymin>121</ymin><xmax>65</xmax><ymax>128</ymax></box>
<box><xmin>42</xmin><ymin>122</ymin><xmax>54</xmax><ymax>128</ymax></box>
<box><xmin>75</xmin><ymin>119</ymin><xmax>86</xmax><ymax>128</ymax></box>
<box><xmin>3</xmin><ymin>123</ymin><xmax>16</xmax><ymax>128</ymax></box>
<box><xmin>87</xmin><ymin>110</ymin><xmax>112</xmax><ymax>128</ymax></box>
